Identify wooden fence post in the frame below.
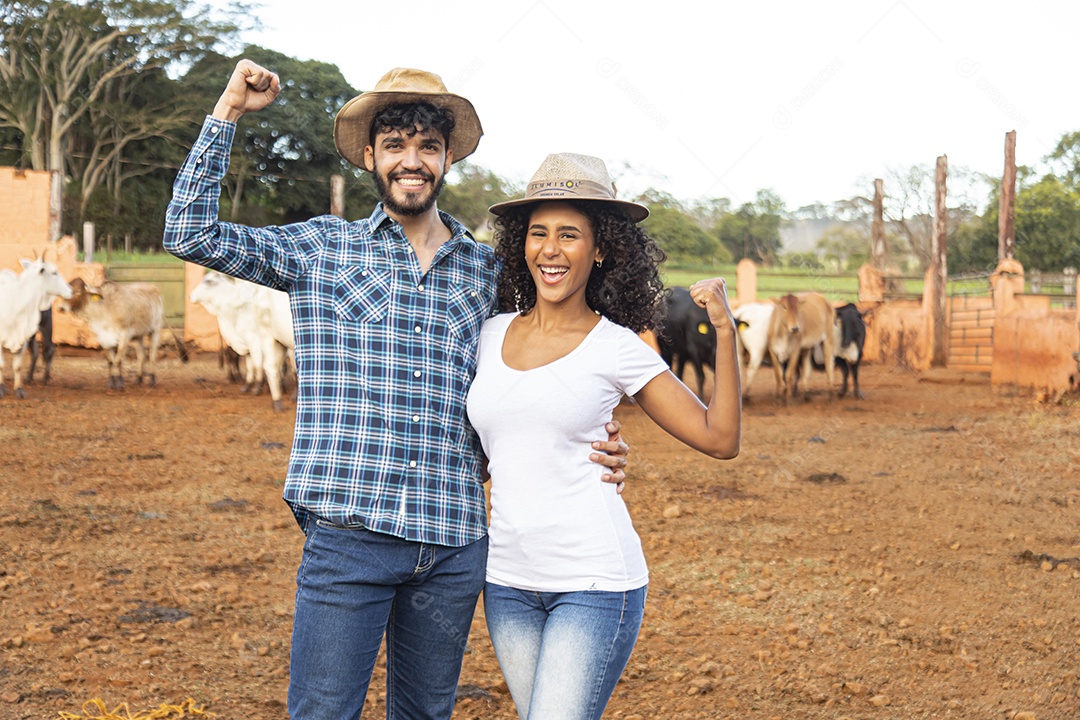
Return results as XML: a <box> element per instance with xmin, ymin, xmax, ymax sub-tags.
<box><xmin>999</xmin><ymin>131</ymin><xmax>1017</xmax><ymax>260</ymax></box>
<box><xmin>930</xmin><ymin>155</ymin><xmax>948</xmax><ymax>367</ymax></box>
<box><xmin>331</xmin><ymin>175</ymin><xmax>345</xmax><ymax>219</ymax></box>
<box><xmin>736</xmin><ymin>258</ymin><xmax>758</xmax><ymax>304</ymax></box>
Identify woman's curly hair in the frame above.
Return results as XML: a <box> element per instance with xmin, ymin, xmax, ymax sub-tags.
<box><xmin>493</xmin><ymin>200</ymin><xmax>668</xmax><ymax>334</ymax></box>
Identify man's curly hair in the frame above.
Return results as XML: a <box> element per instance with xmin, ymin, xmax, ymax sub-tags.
<box><xmin>370</xmin><ymin>102</ymin><xmax>455</xmax><ymax>147</ymax></box>
<box><xmin>493</xmin><ymin>200</ymin><xmax>668</xmax><ymax>334</ymax></box>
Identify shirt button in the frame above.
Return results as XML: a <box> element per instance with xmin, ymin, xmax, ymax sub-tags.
<box><xmin>211</xmin><ymin>127</ymin><xmax>219</xmax><ymax>133</ymax></box>
<box><xmin>412</xmin><ymin>415</ymin><xmax>420</xmax><ymax>422</ymax></box>
<box><xmin>413</xmin><ymin>370</ymin><xmax>422</xmax><ymax>378</ymax></box>
<box><xmin>414</xmin><ymin>325</ymin><xmax>422</xmax><ymax>333</ymax></box>
<box><xmin>361</xmin><ymin>270</ymin><xmax>368</xmax><ymax>277</ymax></box>
<box><xmin>409</xmin><ymin>460</ymin><xmax>417</xmax><ymax>468</ymax></box>
<box><xmin>417</xmin><ymin>284</ymin><xmax>424</xmax><ymax>291</ymax></box>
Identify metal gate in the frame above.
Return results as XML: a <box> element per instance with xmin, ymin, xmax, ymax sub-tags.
<box><xmin>947</xmin><ymin>294</ymin><xmax>995</xmax><ymax>371</ymax></box>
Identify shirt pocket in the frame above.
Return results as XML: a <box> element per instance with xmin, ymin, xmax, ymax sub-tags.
<box><xmin>332</xmin><ymin>266</ymin><xmax>391</xmax><ymax>323</ymax></box>
<box><xmin>445</xmin><ymin>282</ymin><xmax>487</xmax><ymax>345</ymax></box>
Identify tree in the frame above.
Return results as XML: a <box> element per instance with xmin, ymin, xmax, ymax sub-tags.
<box><xmin>179</xmin><ymin>47</ymin><xmax>379</xmax><ymax>225</ymax></box>
<box><xmin>642</xmin><ymin>205</ymin><xmax>730</xmax><ymax>265</ymax></box>
<box><xmin>713</xmin><ymin>189</ymin><xmax>786</xmax><ymax>265</ymax></box>
<box><xmin>0</xmin><ymin>0</ymin><xmax>241</xmax><ymax>235</ymax></box>
<box><xmin>880</xmin><ymin>163</ymin><xmax>984</xmax><ymax>272</ymax></box>
<box><xmin>950</xmin><ymin>151</ymin><xmax>1080</xmax><ymax>274</ymax></box>
<box><xmin>1046</xmin><ymin>130</ymin><xmax>1080</xmax><ymax>187</ymax></box>
<box><xmin>816</xmin><ymin>225</ymin><xmax>869</xmax><ymax>272</ymax></box>
<box><xmin>685</xmin><ymin>197</ymin><xmax>733</xmax><ymax>233</ymax></box>
<box><xmin>1014</xmin><ymin>175</ymin><xmax>1080</xmax><ymax>271</ymax></box>
<box><xmin>70</xmin><ymin>66</ymin><xmax>192</xmax><ymax>232</ymax></box>
<box><xmin>440</xmin><ymin>162</ymin><xmax>519</xmax><ymax>239</ymax></box>
<box><xmin>233</xmin><ymin>46</ymin><xmax>363</xmax><ymax>223</ymax></box>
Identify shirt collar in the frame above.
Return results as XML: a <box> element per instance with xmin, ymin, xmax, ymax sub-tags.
<box><xmin>368</xmin><ymin>203</ymin><xmax>476</xmax><ymax>247</ymax></box>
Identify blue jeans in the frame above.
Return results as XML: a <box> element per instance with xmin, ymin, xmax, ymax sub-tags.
<box><xmin>288</xmin><ymin>517</ymin><xmax>487</xmax><ymax>720</ymax></box>
<box><xmin>484</xmin><ymin>582</ymin><xmax>647</xmax><ymax>720</ymax></box>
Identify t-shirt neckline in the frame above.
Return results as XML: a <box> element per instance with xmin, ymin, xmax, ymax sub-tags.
<box><xmin>498</xmin><ymin>313</ymin><xmax>607</xmax><ymax>373</ymax></box>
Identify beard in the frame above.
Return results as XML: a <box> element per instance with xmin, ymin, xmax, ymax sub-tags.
<box><xmin>372</xmin><ymin>163</ymin><xmax>447</xmax><ymax>217</ymax></box>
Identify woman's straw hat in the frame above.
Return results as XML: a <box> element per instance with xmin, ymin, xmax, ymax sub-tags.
<box><xmin>488</xmin><ymin>153</ymin><xmax>649</xmax><ymax>222</ymax></box>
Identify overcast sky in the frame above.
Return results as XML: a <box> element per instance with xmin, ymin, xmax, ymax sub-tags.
<box><xmin>205</xmin><ymin>0</ymin><xmax>1078</xmax><ymax>212</ymax></box>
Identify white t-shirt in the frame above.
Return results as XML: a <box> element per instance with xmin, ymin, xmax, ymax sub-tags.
<box><xmin>466</xmin><ymin>312</ymin><xmax>669</xmax><ymax>592</ymax></box>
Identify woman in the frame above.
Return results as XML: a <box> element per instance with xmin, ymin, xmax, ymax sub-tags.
<box><xmin>466</xmin><ymin>153</ymin><xmax>742</xmax><ymax>720</ymax></box>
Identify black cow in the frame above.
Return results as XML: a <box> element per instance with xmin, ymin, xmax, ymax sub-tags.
<box><xmin>657</xmin><ymin>287</ymin><xmax>716</xmax><ymax>400</ymax></box>
<box><xmin>834</xmin><ymin>303</ymin><xmax>866</xmax><ymax>399</ymax></box>
<box><xmin>26</xmin><ymin>307</ymin><xmax>55</xmax><ymax>385</ymax></box>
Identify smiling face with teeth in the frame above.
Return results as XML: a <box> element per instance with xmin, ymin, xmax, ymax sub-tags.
<box><xmin>524</xmin><ymin>201</ymin><xmax>604</xmax><ymax>311</ymax></box>
<box><xmin>364</xmin><ymin>125</ymin><xmax>451</xmax><ymax>218</ymax></box>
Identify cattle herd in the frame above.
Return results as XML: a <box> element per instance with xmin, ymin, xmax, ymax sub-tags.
<box><xmin>0</xmin><ymin>253</ymin><xmax>197</xmax><ymax>398</ymax></box>
<box><xmin>661</xmin><ymin>289</ymin><xmax>867</xmax><ymax>403</ymax></box>
<box><xmin>1</xmin><ymin>254</ymin><xmax>865</xmax><ymax>407</ymax></box>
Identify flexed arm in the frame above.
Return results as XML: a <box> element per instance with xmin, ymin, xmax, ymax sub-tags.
<box><xmin>633</xmin><ymin>278</ymin><xmax>742</xmax><ymax>459</ymax></box>
<box><xmin>213</xmin><ymin>59</ymin><xmax>281</xmax><ymax>122</ymax></box>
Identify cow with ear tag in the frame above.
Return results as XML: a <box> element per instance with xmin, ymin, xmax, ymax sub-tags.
<box><xmin>60</xmin><ymin>277</ymin><xmax>188</xmax><ymax>390</ymax></box>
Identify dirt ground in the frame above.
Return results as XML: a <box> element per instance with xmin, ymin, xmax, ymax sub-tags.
<box><xmin>1</xmin><ymin>348</ymin><xmax>1078</xmax><ymax>720</ymax></box>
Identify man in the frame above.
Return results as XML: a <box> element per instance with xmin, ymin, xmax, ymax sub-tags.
<box><xmin>163</xmin><ymin>60</ymin><xmax>628</xmax><ymax>719</ymax></box>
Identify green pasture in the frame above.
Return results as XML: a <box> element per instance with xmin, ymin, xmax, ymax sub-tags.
<box><xmin>662</xmin><ymin>264</ymin><xmax>864</xmax><ymax>303</ymax></box>
<box><xmin>95</xmin><ymin>254</ymin><xmax>1069</xmax><ymax>306</ymax></box>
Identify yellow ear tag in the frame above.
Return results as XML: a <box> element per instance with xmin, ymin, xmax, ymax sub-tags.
<box><xmin>737</xmin><ymin>320</ymin><xmax>749</xmax><ymax>331</ymax></box>
<box><xmin>697</xmin><ymin>322</ymin><xmax>709</xmax><ymax>335</ymax></box>
<box><xmin>92</xmin><ymin>295</ymin><xmax>101</xmax><ymax>302</ymax></box>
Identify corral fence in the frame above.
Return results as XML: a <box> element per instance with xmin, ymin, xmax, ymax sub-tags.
<box><xmin>104</xmin><ymin>262</ymin><xmax>186</xmax><ymax>326</ymax></box>
<box><xmin>943</xmin><ymin>268</ymin><xmax>1077</xmax><ymax>372</ymax></box>
<box><xmin>1026</xmin><ymin>268</ymin><xmax>1078</xmax><ymax>309</ymax></box>
<box><xmin>734</xmin><ymin>261</ymin><xmax>1077</xmax><ymax>378</ymax></box>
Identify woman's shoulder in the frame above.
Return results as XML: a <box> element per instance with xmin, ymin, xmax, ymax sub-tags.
<box><xmin>481</xmin><ymin>311</ymin><xmax>517</xmax><ymax>333</ymax></box>
<box><xmin>596</xmin><ymin>316</ymin><xmax>649</xmax><ymax>344</ymax></box>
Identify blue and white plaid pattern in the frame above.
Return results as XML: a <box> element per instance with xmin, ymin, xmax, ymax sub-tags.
<box><xmin>165</xmin><ymin>117</ymin><xmax>499</xmax><ymax>546</ymax></box>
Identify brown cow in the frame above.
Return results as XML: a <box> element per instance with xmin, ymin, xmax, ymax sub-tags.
<box><xmin>766</xmin><ymin>292</ymin><xmax>836</xmax><ymax>401</ymax></box>
<box><xmin>60</xmin><ymin>278</ymin><xmax>188</xmax><ymax>389</ymax></box>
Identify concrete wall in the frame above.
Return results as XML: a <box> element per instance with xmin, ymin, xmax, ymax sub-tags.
<box><xmin>48</xmin><ymin>237</ymin><xmax>107</xmax><ymax>348</ymax></box>
<box><xmin>0</xmin><ymin>167</ymin><xmax>51</xmax><ymax>263</ymax></box>
<box><xmin>859</xmin><ymin>300</ymin><xmax>931</xmax><ymax>370</ymax></box>
<box><xmin>0</xmin><ymin>168</ymin><xmax>103</xmax><ymax>347</ymax></box>
<box><xmin>992</xmin><ymin>309</ymin><xmax>1078</xmax><ymax>391</ymax></box>
<box><xmin>183</xmin><ymin>263</ymin><xmax>223</xmax><ymax>352</ymax></box>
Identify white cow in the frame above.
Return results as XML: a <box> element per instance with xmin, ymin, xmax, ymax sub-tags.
<box><xmin>263</xmin><ymin>285</ymin><xmax>297</xmax><ymax>397</ymax></box>
<box><xmin>731</xmin><ymin>302</ymin><xmax>774</xmax><ymax>401</ymax></box>
<box><xmin>191</xmin><ymin>272</ymin><xmax>292</xmax><ymax>412</ymax></box>
<box><xmin>0</xmin><ymin>256</ymin><xmax>73</xmax><ymax>399</ymax></box>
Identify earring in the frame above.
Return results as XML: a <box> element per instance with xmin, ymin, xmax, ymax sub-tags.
<box><xmin>595</xmin><ymin>259</ymin><xmax>603</xmax><ymax>269</ymax></box>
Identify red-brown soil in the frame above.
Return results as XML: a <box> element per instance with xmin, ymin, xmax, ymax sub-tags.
<box><xmin>1</xmin><ymin>350</ymin><xmax>1078</xmax><ymax>720</ymax></box>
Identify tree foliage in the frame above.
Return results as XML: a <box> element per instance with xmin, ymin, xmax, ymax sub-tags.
<box><xmin>0</xmin><ymin>0</ymin><xmax>244</xmax><ymax>236</ymax></box>
<box><xmin>641</xmin><ymin>206</ymin><xmax>730</xmax><ymax>265</ymax></box>
<box><xmin>816</xmin><ymin>225</ymin><xmax>869</xmax><ymax>272</ymax></box>
<box><xmin>634</xmin><ymin>191</ymin><xmax>732</xmax><ymax>265</ymax></box>
<box><xmin>440</xmin><ymin>162</ymin><xmax>520</xmax><ymax>239</ymax></box>
<box><xmin>712</xmin><ymin>190</ymin><xmax>785</xmax><ymax>265</ymax></box>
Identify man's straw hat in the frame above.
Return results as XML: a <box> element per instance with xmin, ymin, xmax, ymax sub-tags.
<box><xmin>334</xmin><ymin>68</ymin><xmax>482</xmax><ymax>169</ymax></box>
<box><xmin>488</xmin><ymin>153</ymin><xmax>649</xmax><ymax>222</ymax></box>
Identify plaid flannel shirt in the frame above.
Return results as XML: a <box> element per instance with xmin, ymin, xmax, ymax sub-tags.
<box><xmin>164</xmin><ymin>116</ymin><xmax>499</xmax><ymax>546</ymax></box>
